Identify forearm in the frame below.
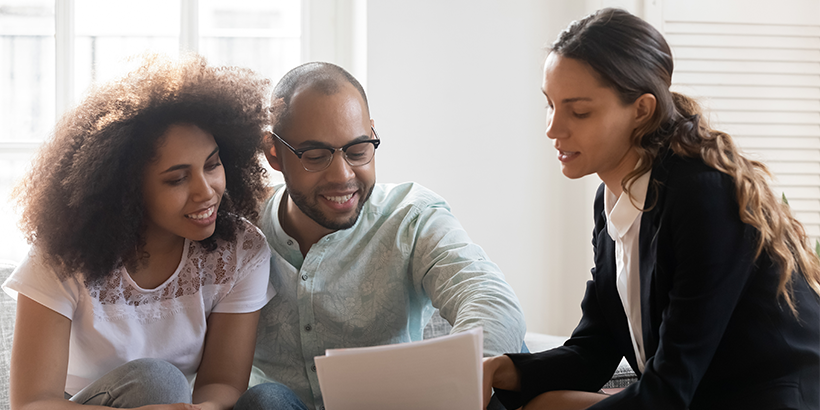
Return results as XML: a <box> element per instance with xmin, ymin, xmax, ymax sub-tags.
<box><xmin>412</xmin><ymin>205</ymin><xmax>526</xmax><ymax>354</ymax></box>
<box><xmin>437</xmin><ymin>273</ymin><xmax>526</xmax><ymax>356</ymax></box>
<box><xmin>15</xmin><ymin>398</ymin><xmax>109</xmax><ymax>410</ymax></box>
<box><xmin>454</xmin><ymin>300</ymin><xmax>525</xmax><ymax>356</ymax></box>
<box><xmin>192</xmin><ymin>383</ymin><xmax>244</xmax><ymax>410</ymax></box>
<box><xmin>193</xmin><ymin>311</ymin><xmax>260</xmax><ymax>410</ymax></box>
<box><xmin>14</xmin><ymin>398</ymin><xmax>197</xmax><ymax>410</ymax></box>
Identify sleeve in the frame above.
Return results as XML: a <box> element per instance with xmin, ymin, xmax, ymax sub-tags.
<box><xmin>2</xmin><ymin>248</ymin><xmax>81</xmax><ymax>320</ymax></box>
<box><xmin>495</xmin><ymin>184</ymin><xmax>623</xmax><ymax>409</ymax></box>
<box><xmin>582</xmin><ymin>170</ymin><xmax>760</xmax><ymax>409</ymax></box>
<box><xmin>211</xmin><ymin>222</ymin><xmax>275</xmax><ymax>314</ymax></box>
<box><xmin>407</xmin><ymin>192</ymin><xmax>526</xmax><ymax>357</ymax></box>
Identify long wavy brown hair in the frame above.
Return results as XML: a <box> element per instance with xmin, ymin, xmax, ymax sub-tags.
<box><xmin>14</xmin><ymin>53</ymin><xmax>271</xmax><ymax>283</ymax></box>
<box><xmin>551</xmin><ymin>8</ymin><xmax>820</xmax><ymax>313</ymax></box>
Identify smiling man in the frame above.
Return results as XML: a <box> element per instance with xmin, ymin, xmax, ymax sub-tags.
<box><xmin>237</xmin><ymin>62</ymin><xmax>526</xmax><ymax>410</ymax></box>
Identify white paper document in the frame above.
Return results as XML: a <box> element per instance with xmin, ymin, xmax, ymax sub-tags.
<box><xmin>315</xmin><ymin>327</ymin><xmax>484</xmax><ymax>410</ymax></box>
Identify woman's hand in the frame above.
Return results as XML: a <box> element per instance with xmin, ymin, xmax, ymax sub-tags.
<box><xmin>482</xmin><ymin>355</ymin><xmax>521</xmax><ymax>408</ymax></box>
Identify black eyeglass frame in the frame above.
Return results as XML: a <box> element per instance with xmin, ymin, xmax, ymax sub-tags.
<box><xmin>271</xmin><ymin>126</ymin><xmax>381</xmax><ymax>172</ymax></box>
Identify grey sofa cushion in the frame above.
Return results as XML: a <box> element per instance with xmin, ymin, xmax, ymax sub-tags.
<box><xmin>0</xmin><ymin>260</ymin><xmax>17</xmax><ymax>410</ymax></box>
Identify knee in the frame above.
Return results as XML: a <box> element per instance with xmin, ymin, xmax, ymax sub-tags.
<box><xmin>236</xmin><ymin>383</ymin><xmax>307</xmax><ymax>410</ymax></box>
<box><xmin>122</xmin><ymin>358</ymin><xmax>191</xmax><ymax>404</ymax></box>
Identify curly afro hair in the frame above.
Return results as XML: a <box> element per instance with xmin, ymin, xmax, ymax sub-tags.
<box><xmin>14</xmin><ymin>53</ymin><xmax>272</xmax><ymax>283</ymax></box>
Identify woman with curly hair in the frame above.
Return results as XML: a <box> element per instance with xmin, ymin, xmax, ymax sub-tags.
<box><xmin>483</xmin><ymin>8</ymin><xmax>820</xmax><ymax>410</ymax></box>
<box><xmin>3</xmin><ymin>53</ymin><xmax>275</xmax><ymax>410</ymax></box>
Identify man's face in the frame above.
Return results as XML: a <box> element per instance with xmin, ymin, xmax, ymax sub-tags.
<box><xmin>272</xmin><ymin>83</ymin><xmax>376</xmax><ymax>232</ymax></box>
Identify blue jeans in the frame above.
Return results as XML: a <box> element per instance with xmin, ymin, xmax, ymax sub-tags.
<box><xmin>68</xmin><ymin>358</ymin><xmax>192</xmax><ymax>407</ymax></box>
<box><xmin>238</xmin><ymin>381</ymin><xmax>508</xmax><ymax>410</ymax></box>
<box><xmin>235</xmin><ymin>382</ymin><xmax>308</xmax><ymax>410</ymax></box>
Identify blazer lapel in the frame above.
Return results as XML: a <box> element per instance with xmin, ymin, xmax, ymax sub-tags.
<box><xmin>593</xmin><ymin>185</ymin><xmax>639</xmax><ymax>368</ymax></box>
<box><xmin>638</xmin><ymin>153</ymin><xmax>673</xmax><ymax>360</ymax></box>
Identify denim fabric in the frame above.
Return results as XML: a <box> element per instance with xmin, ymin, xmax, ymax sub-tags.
<box><xmin>68</xmin><ymin>358</ymin><xmax>191</xmax><ymax>406</ymax></box>
<box><xmin>239</xmin><ymin>379</ymin><xmax>512</xmax><ymax>410</ymax></box>
<box><xmin>235</xmin><ymin>382</ymin><xmax>309</xmax><ymax>410</ymax></box>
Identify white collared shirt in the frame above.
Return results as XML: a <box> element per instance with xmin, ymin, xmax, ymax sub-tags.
<box><xmin>604</xmin><ymin>170</ymin><xmax>652</xmax><ymax>373</ymax></box>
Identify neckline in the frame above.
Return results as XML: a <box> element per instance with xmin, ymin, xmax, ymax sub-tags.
<box><xmin>122</xmin><ymin>238</ymin><xmax>191</xmax><ymax>292</ymax></box>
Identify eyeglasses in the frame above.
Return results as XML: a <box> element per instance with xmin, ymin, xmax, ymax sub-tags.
<box><xmin>271</xmin><ymin>126</ymin><xmax>381</xmax><ymax>172</ymax></box>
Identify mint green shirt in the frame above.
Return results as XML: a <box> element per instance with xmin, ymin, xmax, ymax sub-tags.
<box><xmin>250</xmin><ymin>182</ymin><xmax>525</xmax><ymax>409</ymax></box>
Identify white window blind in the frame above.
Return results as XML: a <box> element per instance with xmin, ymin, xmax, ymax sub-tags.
<box><xmin>656</xmin><ymin>0</ymin><xmax>820</xmax><ymax>244</ymax></box>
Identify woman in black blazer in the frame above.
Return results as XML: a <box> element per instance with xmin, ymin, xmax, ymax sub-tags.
<box><xmin>483</xmin><ymin>8</ymin><xmax>820</xmax><ymax>410</ymax></box>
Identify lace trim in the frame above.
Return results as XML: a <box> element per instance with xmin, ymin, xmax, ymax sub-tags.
<box><xmin>86</xmin><ymin>225</ymin><xmax>265</xmax><ymax>308</ymax></box>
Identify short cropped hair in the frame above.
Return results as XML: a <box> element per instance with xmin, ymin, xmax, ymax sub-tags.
<box><xmin>15</xmin><ymin>53</ymin><xmax>272</xmax><ymax>283</ymax></box>
<box><xmin>270</xmin><ymin>62</ymin><xmax>369</xmax><ymax>134</ymax></box>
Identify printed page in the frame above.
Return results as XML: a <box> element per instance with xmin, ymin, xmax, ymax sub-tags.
<box><xmin>315</xmin><ymin>327</ymin><xmax>483</xmax><ymax>410</ymax></box>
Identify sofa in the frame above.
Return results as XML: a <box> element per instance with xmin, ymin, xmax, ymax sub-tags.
<box><xmin>0</xmin><ymin>261</ymin><xmax>17</xmax><ymax>410</ymax></box>
<box><xmin>0</xmin><ymin>262</ymin><xmax>635</xmax><ymax>409</ymax></box>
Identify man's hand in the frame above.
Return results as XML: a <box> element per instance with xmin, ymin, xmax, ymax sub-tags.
<box><xmin>482</xmin><ymin>355</ymin><xmax>521</xmax><ymax>409</ymax></box>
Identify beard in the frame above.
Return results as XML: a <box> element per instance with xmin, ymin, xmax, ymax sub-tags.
<box><xmin>284</xmin><ymin>178</ymin><xmax>375</xmax><ymax>231</ymax></box>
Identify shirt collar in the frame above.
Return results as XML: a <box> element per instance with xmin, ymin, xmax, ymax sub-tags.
<box><xmin>268</xmin><ymin>187</ymin><xmax>305</xmax><ymax>269</ymax></box>
<box><xmin>604</xmin><ymin>169</ymin><xmax>652</xmax><ymax>240</ymax></box>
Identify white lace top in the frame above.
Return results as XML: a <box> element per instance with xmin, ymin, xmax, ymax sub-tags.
<box><xmin>3</xmin><ymin>219</ymin><xmax>275</xmax><ymax>395</ymax></box>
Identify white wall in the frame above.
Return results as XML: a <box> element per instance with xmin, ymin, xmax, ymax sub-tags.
<box><xmin>362</xmin><ymin>1</ymin><xmax>611</xmax><ymax>336</ymax></box>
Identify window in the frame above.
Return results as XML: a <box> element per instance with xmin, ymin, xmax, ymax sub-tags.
<box><xmin>0</xmin><ymin>0</ymin><xmax>303</xmax><ymax>262</ymax></box>
<box><xmin>647</xmin><ymin>0</ymin><xmax>820</xmax><ymax>246</ymax></box>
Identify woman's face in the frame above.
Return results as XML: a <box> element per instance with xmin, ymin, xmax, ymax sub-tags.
<box><xmin>142</xmin><ymin>123</ymin><xmax>226</xmax><ymax>245</ymax></box>
<box><xmin>542</xmin><ymin>53</ymin><xmax>644</xmax><ymax>188</ymax></box>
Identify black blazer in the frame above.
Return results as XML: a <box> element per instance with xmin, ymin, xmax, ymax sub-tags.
<box><xmin>498</xmin><ymin>152</ymin><xmax>820</xmax><ymax>410</ymax></box>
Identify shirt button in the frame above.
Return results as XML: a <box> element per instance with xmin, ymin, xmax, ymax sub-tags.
<box><xmin>304</xmin><ymin>324</ymin><xmax>312</xmax><ymax>331</ymax></box>
<box><xmin>301</xmin><ymin>274</ymin><xmax>308</xmax><ymax>281</ymax></box>
<box><xmin>287</xmin><ymin>240</ymin><xmax>293</xmax><ymax>246</ymax></box>
<box><xmin>311</xmin><ymin>364</ymin><xmax>316</xmax><ymax>372</ymax></box>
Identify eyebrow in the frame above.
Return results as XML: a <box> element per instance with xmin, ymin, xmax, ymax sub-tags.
<box><xmin>160</xmin><ymin>146</ymin><xmax>220</xmax><ymax>174</ymax></box>
<box><xmin>296</xmin><ymin>134</ymin><xmax>373</xmax><ymax>149</ymax></box>
<box><xmin>542</xmin><ymin>90</ymin><xmax>593</xmax><ymax>105</ymax></box>
<box><xmin>561</xmin><ymin>97</ymin><xmax>593</xmax><ymax>104</ymax></box>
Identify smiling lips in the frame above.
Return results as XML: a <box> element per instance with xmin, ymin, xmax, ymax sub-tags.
<box><xmin>185</xmin><ymin>205</ymin><xmax>215</xmax><ymax>220</ymax></box>
<box><xmin>557</xmin><ymin>149</ymin><xmax>579</xmax><ymax>162</ymax></box>
<box><xmin>323</xmin><ymin>193</ymin><xmax>354</xmax><ymax>204</ymax></box>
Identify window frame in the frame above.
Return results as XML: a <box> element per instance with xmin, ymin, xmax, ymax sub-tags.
<box><xmin>0</xmin><ymin>0</ymin><xmax>366</xmax><ymax>263</ymax></box>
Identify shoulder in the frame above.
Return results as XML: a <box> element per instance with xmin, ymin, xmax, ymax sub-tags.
<box><xmin>195</xmin><ymin>218</ymin><xmax>270</xmax><ymax>265</ymax></box>
<box><xmin>365</xmin><ymin>182</ymin><xmax>451</xmax><ymax>217</ymax></box>
<box><xmin>4</xmin><ymin>248</ymin><xmax>84</xmax><ymax>318</ymax></box>
<box><xmin>9</xmin><ymin>248</ymin><xmax>75</xmax><ymax>287</ymax></box>
<box><xmin>652</xmin><ymin>152</ymin><xmax>736</xmax><ymax>205</ymax></box>
<box><xmin>650</xmin><ymin>153</ymin><xmax>743</xmax><ymax>233</ymax></box>
<box><xmin>233</xmin><ymin>218</ymin><xmax>269</xmax><ymax>252</ymax></box>
<box><xmin>655</xmin><ymin>153</ymin><xmax>731</xmax><ymax>187</ymax></box>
